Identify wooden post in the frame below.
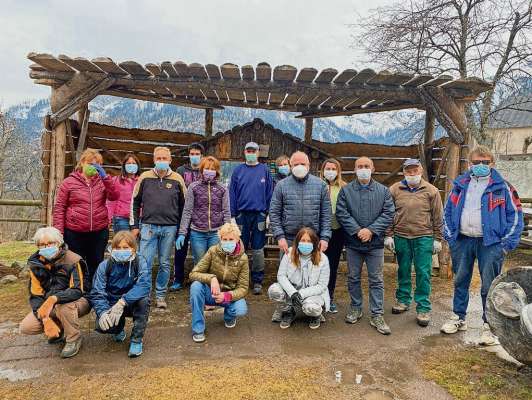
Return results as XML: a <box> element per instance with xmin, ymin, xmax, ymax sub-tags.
<box><xmin>304</xmin><ymin>117</ymin><xmax>313</xmax><ymax>143</ymax></box>
<box><xmin>40</xmin><ymin>131</ymin><xmax>51</xmax><ymax>225</ymax></box>
<box><xmin>76</xmin><ymin>105</ymin><xmax>89</xmax><ymax>161</ymax></box>
<box><xmin>423</xmin><ymin>108</ymin><xmax>435</xmax><ymax>180</ymax></box>
<box><xmin>205</xmin><ymin>108</ymin><xmax>213</xmax><ymax>137</ymax></box>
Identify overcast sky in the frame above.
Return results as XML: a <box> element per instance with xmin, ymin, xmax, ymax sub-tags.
<box><xmin>0</xmin><ymin>0</ymin><xmax>392</xmax><ymax>107</ymax></box>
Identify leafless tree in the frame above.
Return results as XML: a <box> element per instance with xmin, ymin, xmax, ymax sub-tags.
<box><xmin>352</xmin><ymin>0</ymin><xmax>532</xmax><ymax>145</ymax></box>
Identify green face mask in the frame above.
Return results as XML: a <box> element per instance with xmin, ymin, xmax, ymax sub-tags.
<box><xmin>83</xmin><ymin>164</ymin><xmax>97</xmax><ymax>177</ymax></box>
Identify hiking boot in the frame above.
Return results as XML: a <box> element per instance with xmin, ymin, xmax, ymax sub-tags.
<box><xmin>479</xmin><ymin>323</ymin><xmax>499</xmax><ymax>346</ymax></box>
<box><xmin>271</xmin><ymin>306</ymin><xmax>283</xmax><ymax>323</ymax></box>
<box><xmin>370</xmin><ymin>315</ymin><xmax>391</xmax><ymax>335</ymax></box>
<box><xmin>416</xmin><ymin>312</ymin><xmax>431</xmax><ymax>327</ymax></box>
<box><xmin>128</xmin><ymin>341</ymin><xmax>143</xmax><ymax>358</ymax></box>
<box><xmin>48</xmin><ymin>332</ymin><xmax>65</xmax><ymax>344</ymax></box>
<box><xmin>60</xmin><ymin>337</ymin><xmax>82</xmax><ymax>358</ymax></box>
<box><xmin>392</xmin><ymin>302</ymin><xmax>409</xmax><ymax>314</ymax></box>
<box><xmin>112</xmin><ymin>329</ymin><xmax>127</xmax><ymax>342</ymax></box>
<box><xmin>192</xmin><ymin>332</ymin><xmax>206</xmax><ymax>343</ymax></box>
<box><xmin>156</xmin><ymin>298</ymin><xmax>167</xmax><ymax>309</ymax></box>
<box><xmin>329</xmin><ymin>303</ymin><xmax>338</xmax><ymax>314</ymax></box>
<box><xmin>225</xmin><ymin>318</ymin><xmax>237</xmax><ymax>329</ymax></box>
<box><xmin>309</xmin><ymin>316</ymin><xmax>321</xmax><ymax>330</ymax></box>
<box><xmin>168</xmin><ymin>282</ymin><xmax>183</xmax><ymax>292</ymax></box>
<box><xmin>440</xmin><ymin>314</ymin><xmax>467</xmax><ymax>334</ymax></box>
<box><xmin>280</xmin><ymin>308</ymin><xmax>296</xmax><ymax>329</ymax></box>
<box><xmin>253</xmin><ymin>283</ymin><xmax>262</xmax><ymax>295</ymax></box>
<box><xmin>345</xmin><ymin>306</ymin><xmax>363</xmax><ymax>324</ymax></box>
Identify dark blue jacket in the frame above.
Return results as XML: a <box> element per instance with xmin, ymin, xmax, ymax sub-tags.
<box><xmin>229</xmin><ymin>163</ymin><xmax>273</xmax><ymax>216</ymax></box>
<box><xmin>89</xmin><ymin>255</ymin><xmax>151</xmax><ymax>316</ymax></box>
<box><xmin>443</xmin><ymin>169</ymin><xmax>524</xmax><ymax>251</ymax></box>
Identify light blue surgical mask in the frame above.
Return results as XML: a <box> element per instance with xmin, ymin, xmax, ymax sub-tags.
<box><xmin>155</xmin><ymin>161</ymin><xmax>170</xmax><ymax>171</ymax></box>
<box><xmin>298</xmin><ymin>242</ymin><xmax>314</xmax><ymax>256</ymax></box>
<box><xmin>221</xmin><ymin>240</ymin><xmax>237</xmax><ymax>254</ymax></box>
<box><xmin>112</xmin><ymin>249</ymin><xmax>133</xmax><ymax>262</ymax></box>
<box><xmin>190</xmin><ymin>155</ymin><xmax>201</xmax><ymax>166</ymax></box>
<box><xmin>471</xmin><ymin>164</ymin><xmax>490</xmax><ymax>177</ymax></box>
<box><xmin>125</xmin><ymin>164</ymin><xmax>138</xmax><ymax>174</ymax></box>
<box><xmin>39</xmin><ymin>246</ymin><xmax>59</xmax><ymax>260</ymax></box>
<box><xmin>245</xmin><ymin>153</ymin><xmax>258</xmax><ymax>163</ymax></box>
<box><xmin>356</xmin><ymin>168</ymin><xmax>372</xmax><ymax>181</ymax></box>
<box><xmin>278</xmin><ymin>165</ymin><xmax>290</xmax><ymax>176</ymax></box>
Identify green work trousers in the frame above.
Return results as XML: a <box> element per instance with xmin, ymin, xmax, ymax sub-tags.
<box><xmin>394</xmin><ymin>235</ymin><xmax>433</xmax><ymax>313</ymax></box>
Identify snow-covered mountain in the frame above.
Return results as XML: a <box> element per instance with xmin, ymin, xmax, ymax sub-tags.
<box><xmin>7</xmin><ymin>96</ymin><xmax>444</xmax><ymax>145</ymax></box>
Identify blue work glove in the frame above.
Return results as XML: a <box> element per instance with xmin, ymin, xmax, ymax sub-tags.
<box><xmin>92</xmin><ymin>163</ymin><xmax>107</xmax><ymax>178</ymax></box>
<box><xmin>175</xmin><ymin>234</ymin><xmax>186</xmax><ymax>250</ymax></box>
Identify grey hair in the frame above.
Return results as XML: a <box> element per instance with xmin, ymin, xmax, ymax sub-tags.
<box><xmin>289</xmin><ymin>151</ymin><xmax>310</xmax><ymax>165</ymax></box>
<box><xmin>33</xmin><ymin>226</ymin><xmax>64</xmax><ymax>246</ymax></box>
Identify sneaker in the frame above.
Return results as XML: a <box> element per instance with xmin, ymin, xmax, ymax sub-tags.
<box><xmin>392</xmin><ymin>302</ymin><xmax>410</xmax><ymax>314</ymax></box>
<box><xmin>280</xmin><ymin>308</ymin><xmax>296</xmax><ymax>329</ymax></box>
<box><xmin>192</xmin><ymin>332</ymin><xmax>206</xmax><ymax>343</ymax></box>
<box><xmin>225</xmin><ymin>318</ymin><xmax>237</xmax><ymax>329</ymax></box>
<box><xmin>156</xmin><ymin>298</ymin><xmax>167</xmax><ymax>309</ymax></box>
<box><xmin>416</xmin><ymin>312</ymin><xmax>431</xmax><ymax>327</ymax></box>
<box><xmin>309</xmin><ymin>316</ymin><xmax>321</xmax><ymax>330</ymax></box>
<box><xmin>370</xmin><ymin>315</ymin><xmax>391</xmax><ymax>335</ymax></box>
<box><xmin>204</xmin><ymin>305</ymin><xmax>216</xmax><ymax>311</ymax></box>
<box><xmin>253</xmin><ymin>283</ymin><xmax>262</xmax><ymax>295</ymax></box>
<box><xmin>48</xmin><ymin>332</ymin><xmax>65</xmax><ymax>344</ymax></box>
<box><xmin>128</xmin><ymin>341</ymin><xmax>143</xmax><ymax>357</ymax></box>
<box><xmin>168</xmin><ymin>282</ymin><xmax>183</xmax><ymax>292</ymax></box>
<box><xmin>112</xmin><ymin>330</ymin><xmax>126</xmax><ymax>342</ymax></box>
<box><xmin>272</xmin><ymin>306</ymin><xmax>283</xmax><ymax>323</ymax></box>
<box><xmin>479</xmin><ymin>323</ymin><xmax>499</xmax><ymax>346</ymax></box>
<box><xmin>329</xmin><ymin>303</ymin><xmax>338</xmax><ymax>314</ymax></box>
<box><xmin>440</xmin><ymin>314</ymin><xmax>467</xmax><ymax>334</ymax></box>
<box><xmin>60</xmin><ymin>337</ymin><xmax>82</xmax><ymax>358</ymax></box>
<box><xmin>345</xmin><ymin>306</ymin><xmax>363</xmax><ymax>324</ymax></box>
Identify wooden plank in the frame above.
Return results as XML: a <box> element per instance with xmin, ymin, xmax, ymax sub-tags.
<box><xmin>220</xmin><ymin>63</ymin><xmax>241</xmax><ymax>80</ymax></box>
<box><xmin>273</xmin><ymin>65</ymin><xmax>297</xmax><ymax>82</ymax></box>
<box><xmin>422</xmin><ymin>74</ymin><xmax>453</xmax><ymax>87</ymax></box>
<box><xmin>423</xmin><ymin>108</ymin><xmax>436</xmax><ymax>179</ymax></box>
<box><xmin>381</xmin><ymin>72</ymin><xmax>414</xmax><ymax>86</ymax></box>
<box><xmin>241</xmin><ymin>65</ymin><xmax>255</xmax><ymax>80</ymax></box>
<box><xmin>91</xmin><ymin>57</ymin><xmax>129</xmax><ymax>75</ymax></box>
<box><xmin>205</xmin><ymin>108</ymin><xmax>213</xmax><ymax>137</ymax></box>
<box><xmin>161</xmin><ymin>61</ymin><xmax>179</xmax><ymax>78</ymax></box>
<box><xmin>315</xmin><ymin>68</ymin><xmax>338</xmax><ymax>84</ymax></box>
<box><xmin>333</xmin><ymin>69</ymin><xmax>357</xmax><ymax>84</ymax></box>
<box><xmin>283</xmin><ymin>93</ymin><xmax>302</xmax><ymax>106</ymax></box>
<box><xmin>367</xmin><ymin>70</ymin><xmax>392</xmax><ymax>85</ymax></box>
<box><xmin>304</xmin><ymin>118</ymin><xmax>313</xmax><ymax>143</ymax></box>
<box><xmin>87</xmin><ymin>122</ymin><xmax>204</xmax><ymax>144</ymax></box>
<box><xmin>65</xmin><ymin>119</ymin><xmax>76</xmax><ymax>154</ymax></box>
<box><xmin>29</xmin><ymin>63</ymin><xmax>47</xmax><ymax>72</ymax></box>
<box><xmin>119</xmin><ymin>61</ymin><xmax>150</xmax><ymax>76</ymax></box>
<box><xmin>205</xmin><ymin>64</ymin><xmax>222</xmax><ymax>80</ymax></box>
<box><xmin>57</xmin><ymin>55</ymin><xmax>103</xmax><ymax>73</ymax></box>
<box><xmin>173</xmin><ymin>61</ymin><xmax>191</xmax><ymax>77</ymax></box>
<box><xmin>27</xmin><ymin>52</ymin><xmax>75</xmax><ymax>72</ymax></box>
<box><xmin>313</xmin><ymin>140</ymin><xmax>420</xmax><ymax>158</ymax></box>
<box><xmin>77</xmin><ymin>106</ymin><xmax>90</xmax><ymax>160</ymax></box>
<box><xmin>348</xmin><ymin>69</ymin><xmax>377</xmax><ymax>85</ymax></box>
<box><xmin>299</xmin><ymin>102</ymin><xmax>421</xmax><ymax>118</ymax></box>
<box><xmin>145</xmin><ymin>63</ymin><xmax>165</xmax><ymax>77</ymax></box>
<box><xmin>188</xmin><ymin>63</ymin><xmax>208</xmax><ymax>79</ymax></box>
<box><xmin>256</xmin><ymin>62</ymin><xmax>272</xmax><ymax>81</ymax></box>
<box><xmin>403</xmin><ymin>74</ymin><xmax>434</xmax><ymax>87</ymax></box>
<box><xmin>308</xmin><ymin>95</ymin><xmax>329</xmax><ymax>107</ymax></box>
<box><xmin>104</xmin><ymin>89</ymin><xmax>221</xmax><ymax>109</ymax></box>
<box><xmin>87</xmin><ymin>137</ymin><xmax>185</xmax><ymax>154</ymax></box>
<box><xmin>442</xmin><ymin>77</ymin><xmax>493</xmax><ymax>93</ymax></box>
<box><xmin>295</xmin><ymin>67</ymin><xmax>318</xmax><ymax>83</ymax></box>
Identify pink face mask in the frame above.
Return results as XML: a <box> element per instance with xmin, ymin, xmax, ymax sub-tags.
<box><xmin>203</xmin><ymin>169</ymin><xmax>217</xmax><ymax>181</ymax></box>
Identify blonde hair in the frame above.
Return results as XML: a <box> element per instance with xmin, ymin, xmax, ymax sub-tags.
<box><xmin>199</xmin><ymin>156</ymin><xmax>221</xmax><ymax>177</ymax></box>
<box><xmin>320</xmin><ymin>158</ymin><xmax>346</xmax><ymax>187</ymax></box>
<box><xmin>153</xmin><ymin>146</ymin><xmax>172</xmax><ymax>157</ymax></box>
<box><xmin>275</xmin><ymin>155</ymin><xmax>289</xmax><ymax>166</ymax></box>
<box><xmin>75</xmin><ymin>148</ymin><xmax>103</xmax><ymax>172</ymax></box>
<box><xmin>468</xmin><ymin>145</ymin><xmax>495</xmax><ymax>163</ymax></box>
<box><xmin>111</xmin><ymin>230</ymin><xmax>138</xmax><ymax>251</ymax></box>
<box><xmin>218</xmin><ymin>223</ymin><xmax>241</xmax><ymax>239</ymax></box>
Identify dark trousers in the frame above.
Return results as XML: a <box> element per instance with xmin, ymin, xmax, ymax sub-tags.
<box><xmin>325</xmin><ymin>228</ymin><xmax>345</xmax><ymax>302</ymax></box>
<box><xmin>96</xmin><ymin>297</ymin><xmax>151</xmax><ymax>342</ymax></box>
<box><xmin>173</xmin><ymin>234</ymin><xmax>190</xmax><ymax>285</ymax></box>
<box><xmin>64</xmin><ymin>228</ymin><xmax>109</xmax><ymax>282</ymax></box>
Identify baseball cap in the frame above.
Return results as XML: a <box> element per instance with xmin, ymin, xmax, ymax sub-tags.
<box><xmin>403</xmin><ymin>158</ymin><xmax>421</xmax><ymax>168</ymax></box>
<box><xmin>245</xmin><ymin>142</ymin><xmax>259</xmax><ymax>150</ymax></box>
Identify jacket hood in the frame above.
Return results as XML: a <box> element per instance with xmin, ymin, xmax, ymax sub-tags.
<box><xmin>453</xmin><ymin>168</ymin><xmax>505</xmax><ymax>190</ymax></box>
<box><xmin>70</xmin><ymin>170</ymin><xmax>98</xmax><ymax>185</ymax></box>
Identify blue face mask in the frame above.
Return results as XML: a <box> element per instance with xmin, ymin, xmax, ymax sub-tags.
<box><xmin>39</xmin><ymin>246</ymin><xmax>59</xmax><ymax>260</ymax></box>
<box><xmin>112</xmin><ymin>249</ymin><xmax>133</xmax><ymax>262</ymax></box>
<box><xmin>245</xmin><ymin>153</ymin><xmax>258</xmax><ymax>163</ymax></box>
<box><xmin>278</xmin><ymin>165</ymin><xmax>290</xmax><ymax>176</ymax></box>
<box><xmin>190</xmin><ymin>155</ymin><xmax>201</xmax><ymax>166</ymax></box>
<box><xmin>125</xmin><ymin>164</ymin><xmax>138</xmax><ymax>174</ymax></box>
<box><xmin>155</xmin><ymin>161</ymin><xmax>170</xmax><ymax>171</ymax></box>
<box><xmin>221</xmin><ymin>240</ymin><xmax>237</xmax><ymax>254</ymax></box>
<box><xmin>471</xmin><ymin>164</ymin><xmax>490</xmax><ymax>177</ymax></box>
<box><xmin>298</xmin><ymin>242</ymin><xmax>314</xmax><ymax>256</ymax></box>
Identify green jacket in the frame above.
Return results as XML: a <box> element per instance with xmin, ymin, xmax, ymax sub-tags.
<box><xmin>189</xmin><ymin>241</ymin><xmax>249</xmax><ymax>301</ymax></box>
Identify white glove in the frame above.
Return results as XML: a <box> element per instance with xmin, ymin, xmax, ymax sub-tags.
<box><xmin>108</xmin><ymin>298</ymin><xmax>126</xmax><ymax>327</ymax></box>
<box><xmin>266</xmin><ymin>215</ymin><xmax>270</xmax><ymax>229</ymax></box>
<box><xmin>384</xmin><ymin>236</ymin><xmax>395</xmax><ymax>253</ymax></box>
<box><xmin>98</xmin><ymin>311</ymin><xmax>113</xmax><ymax>331</ymax></box>
<box><xmin>433</xmin><ymin>240</ymin><xmax>442</xmax><ymax>254</ymax></box>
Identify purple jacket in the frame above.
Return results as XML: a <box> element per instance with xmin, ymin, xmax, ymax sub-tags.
<box><xmin>179</xmin><ymin>177</ymin><xmax>231</xmax><ymax>235</ymax></box>
<box><xmin>176</xmin><ymin>164</ymin><xmax>201</xmax><ymax>188</ymax></box>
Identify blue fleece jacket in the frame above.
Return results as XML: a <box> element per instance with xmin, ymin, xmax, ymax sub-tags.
<box><xmin>229</xmin><ymin>163</ymin><xmax>273</xmax><ymax>216</ymax></box>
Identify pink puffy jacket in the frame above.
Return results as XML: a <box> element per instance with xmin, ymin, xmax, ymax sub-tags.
<box><xmin>106</xmin><ymin>175</ymin><xmax>138</xmax><ymax>221</ymax></box>
<box><xmin>53</xmin><ymin>171</ymin><xmax>119</xmax><ymax>233</ymax></box>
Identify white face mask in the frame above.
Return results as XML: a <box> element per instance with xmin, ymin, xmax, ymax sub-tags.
<box><xmin>324</xmin><ymin>170</ymin><xmax>337</xmax><ymax>182</ymax></box>
<box><xmin>405</xmin><ymin>175</ymin><xmax>422</xmax><ymax>186</ymax></box>
<box><xmin>356</xmin><ymin>168</ymin><xmax>372</xmax><ymax>181</ymax></box>
<box><xmin>292</xmin><ymin>165</ymin><xmax>309</xmax><ymax>179</ymax></box>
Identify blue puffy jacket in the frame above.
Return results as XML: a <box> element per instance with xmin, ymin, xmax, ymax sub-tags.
<box><xmin>444</xmin><ymin>169</ymin><xmax>524</xmax><ymax>252</ymax></box>
<box><xmin>89</xmin><ymin>255</ymin><xmax>151</xmax><ymax>317</ymax></box>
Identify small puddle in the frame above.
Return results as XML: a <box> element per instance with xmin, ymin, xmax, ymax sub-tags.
<box><xmin>332</xmin><ymin>363</ymin><xmax>375</xmax><ymax>385</ymax></box>
<box><xmin>0</xmin><ymin>367</ymin><xmax>41</xmax><ymax>382</ymax></box>
<box><xmin>362</xmin><ymin>389</ymin><xmax>395</xmax><ymax>400</ymax></box>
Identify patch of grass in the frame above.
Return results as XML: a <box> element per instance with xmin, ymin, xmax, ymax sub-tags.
<box><xmin>423</xmin><ymin>347</ymin><xmax>532</xmax><ymax>400</ymax></box>
<box><xmin>0</xmin><ymin>281</ymin><xmax>28</xmax><ymax>322</ymax></box>
<box><xmin>0</xmin><ymin>241</ymin><xmax>35</xmax><ymax>266</ymax></box>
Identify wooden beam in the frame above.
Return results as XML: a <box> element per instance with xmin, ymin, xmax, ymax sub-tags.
<box><xmin>296</xmin><ymin>103</ymin><xmax>423</xmax><ymax>118</ymax></box>
<box><xmin>103</xmin><ymin>89</ymin><xmax>223</xmax><ymax>110</ymax></box>
<box><xmin>205</xmin><ymin>108</ymin><xmax>213</xmax><ymax>137</ymax></box>
<box><xmin>304</xmin><ymin>118</ymin><xmax>313</xmax><ymax>143</ymax></box>
<box><xmin>76</xmin><ymin>105</ymin><xmax>90</xmax><ymax>160</ymax></box>
<box><xmin>65</xmin><ymin>119</ymin><xmax>76</xmax><ymax>155</ymax></box>
<box><xmin>423</xmin><ymin>108</ymin><xmax>435</xmax><ymax>179</ymax></box>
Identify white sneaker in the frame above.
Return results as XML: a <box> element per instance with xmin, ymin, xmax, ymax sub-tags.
<box><xmin>479</xmin><ymin>323</ymin><xmax>499</xmax><ymax>346</ymax></box>
<box><xmin>440</xmin><ymin>314</ymin><xmax>467</xmax><ymax>334</ymax></box>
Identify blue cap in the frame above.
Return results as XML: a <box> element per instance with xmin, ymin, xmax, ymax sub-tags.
<box><xmin>403</xmin><ymin>158</ymin><xmax>421</xmax><ymax>168</ymax></box>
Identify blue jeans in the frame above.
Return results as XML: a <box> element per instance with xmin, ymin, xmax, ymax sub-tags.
<box><xmin>139</xmin><ymin>224</ymin><xmax>177</xmax><ymax>299</ymax></box>
<box><xmin>189</xmin><ymin>230</ymin><xmax>220</xmax><ymax>265</ymax></box>
<box><xmin>236</xmin><ymin>211</ymin><xmax>266</xmax><ymax>283</ymax></box>
<box><xmin>450</xmin><ymin>235</ymin><xmax>504</xmax><ymax>322</ymax></box>
<box><xmin>112</xmin><ymin>217</ymin><xmax>130</xmax><ymax>232</ymax></box>
<box><xmin>189</xmin><ymin>281</ymin><xmax>248</xmax><ymax>334</ymax></box>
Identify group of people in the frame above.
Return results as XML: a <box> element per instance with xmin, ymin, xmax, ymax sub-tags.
<box><xmin>19</xmin><ymin>140</ymin><xmax>524</xmax><ymax>359</ymax></box>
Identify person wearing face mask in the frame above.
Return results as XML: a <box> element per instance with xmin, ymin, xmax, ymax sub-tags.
<box><xmin>268</xmin><ymin>227</ymin><xmax>330</xmax><ymax>330</ymax></box>
<box><xmin>273</xmin><ymin>154</ymin><xmax>290</xmax><ymax>187</ymax></box>
<box><xmin>19</xmin><ymin>227</ymin><xmax>91</xmax><ymax>359</ymax></box>
<box><xmin>383</xmin><ymin>159</ymin><xmax>443</xmax><ymax>327</ymax></box>
<box><xmin>170</xmin><ymin>143</ymin><xmax>205</xmax><ymax>291</ymax></box>
<box><xmin>441</xmin><ymin>146</ymin><xmax>524</xmax><ymax>346</ymax></box>
<box><xmin>130</xmin><ymin>147</ymin><xmax>187</xmax><ymax>309</ymax></box>
<box><xmin>176</xmin><ymin>156</ymin><xmax>231</xmax><ymax>265</ymax></box>
<box><xmin>188</xmin><ymin>223</ymin><xmax>249</xmax><ymax>343</ymax></box>
<box><xmin>90</xmin><ymin>231</ymin><xmax>151</xmax><ymax>357</ymax></box>
<box><xmin>106</xmin><ymin>153</ymin><xmax>141</xmax><ymax>233</ymax></box>
<box><xmin>335</xmin><ymin>156</ymin><xmax>395</xmax><ymax>335</ymax></box>
<box><xmin>53</xmin><ymin>148</ymin><xmax>119</xmax><ymax>280</ymax></box>
<box><xmin>229</xmin><ymin>142</ymin><xmax>273</xmax><ymax>295</ymax></box>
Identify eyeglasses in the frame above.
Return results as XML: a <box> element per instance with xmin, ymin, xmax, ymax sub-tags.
<box><xmin>471</xmin><ymin>160</ymin><xmax>491</xmax><ymax>165</ymax></box>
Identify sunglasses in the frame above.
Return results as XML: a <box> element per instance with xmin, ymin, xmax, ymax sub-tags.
<box><xmin>471</xmin><ymin>160</ymin><xmax>491</xmax><ymax>165</ymax></box>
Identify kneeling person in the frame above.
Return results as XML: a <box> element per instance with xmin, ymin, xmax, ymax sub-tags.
<box><xmin>19</xmin><ymin>227</ymin><xmax>90</xmax><ymax>358</ymax></box>
<box><xmin>268</xmin><ymin>227</ymin><xmax>330</xmax><ymax>330</ymax></box>
<box><xmin>90</xmin><ymin>231</ymin><xmax>151</xmax><ymax>357</ymax></box>
<box><xmin>189</xmin><ymin>223</ymin><xmax>249</xmax><ymax>343</ymax></box>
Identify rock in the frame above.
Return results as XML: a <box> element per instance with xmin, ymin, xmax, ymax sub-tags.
<box><xmin>10</xmin><ymin>261</ymin><xmax>25</xmax><ymax>271</ymax></box>
<box><xmin>0</xmin><ymin>275</ymin><xmax>18</xmax><ymax>285</ymax></box>
<box><xmin>18</xmin><ymin>268</ymin><xmax>30</xmax><ymax>279</ymax></box>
